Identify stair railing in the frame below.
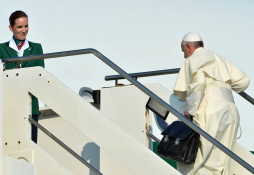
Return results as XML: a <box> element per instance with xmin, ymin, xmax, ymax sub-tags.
<box><xmin>29</xmin><ymin>117</ymin><xmax>103</xmax><ymax>175</ymax></box>
<box><xmin>105</xmin><ymin>68</ymin><xmax>254</xmax><ymax>105</ymax></box>
<box><xmin>3</xmin><ymin>49</ymin><xmax>254</xmax><ymax>174</ymax></box>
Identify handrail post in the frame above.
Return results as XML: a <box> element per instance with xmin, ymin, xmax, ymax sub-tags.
<box><xmin>115</xmin><ymin>79</ymin><xmax>118</xmax><ymax>86</ymax></box>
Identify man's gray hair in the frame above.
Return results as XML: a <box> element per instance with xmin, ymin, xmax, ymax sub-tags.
<box><xmin>182</xmin><ymin>41</ymin><xmax>204</xmax><ymax>48</ymax></box>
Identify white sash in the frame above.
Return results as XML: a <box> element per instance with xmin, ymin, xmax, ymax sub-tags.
<box><xmin>199</xmin><ymin>87</ymin><xmax>234</xmax><ymax>108</ymax></box>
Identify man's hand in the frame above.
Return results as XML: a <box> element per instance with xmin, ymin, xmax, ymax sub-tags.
<box><xmin>184</xmin><ymin>111</ymin><xmax>191</xmax><ymax>119</ymax></box>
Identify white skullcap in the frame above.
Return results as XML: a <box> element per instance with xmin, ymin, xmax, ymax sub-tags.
<box><xmin>182</xmin><ymin>32</ymin><xmax>202</xmax><ymax>42</ymax></box>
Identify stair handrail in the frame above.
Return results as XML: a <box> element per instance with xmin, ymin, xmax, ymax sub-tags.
<box><xmin>105</xmin><ymin>68</ymin><xmax>180</xmax><ymax>81</ymax></box>
<box><xmin>2</xmin><ymin>49</ymin><xmax>254</xmax><ymax>174</ymax></box>
<box><xmin>28</xmin><ymin>117</ymin><xmax>103</xmax><ymax>175</ymax></box>
<box><xmin>105</xmin><ymin>68</ymin><xmax>254</xmax><ymax>105</ymax></box>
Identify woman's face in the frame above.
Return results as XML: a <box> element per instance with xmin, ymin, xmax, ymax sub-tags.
<box><xmin>9</xmin><ymin>17</ymin><xmax>29</xmax><ymax>40</ymax></box>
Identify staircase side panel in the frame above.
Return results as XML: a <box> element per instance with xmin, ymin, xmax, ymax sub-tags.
<box><xmin>3</xmin><ymin>67</ymin><xmax>181</xmax><ymax>175</ymax></box>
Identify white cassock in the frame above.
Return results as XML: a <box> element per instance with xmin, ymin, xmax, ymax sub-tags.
<box><xmin>173</xmin><ymin>47</ymin><xmax>250</xmax><ymax>175</ymax></box>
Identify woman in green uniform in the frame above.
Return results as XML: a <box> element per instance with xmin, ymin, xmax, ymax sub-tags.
<box><xmin>0</xmin><ymin>10</ymin><xmax>45</xmax><ymax>143</ymax></box>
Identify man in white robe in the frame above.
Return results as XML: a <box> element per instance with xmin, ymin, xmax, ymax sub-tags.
<box><xmin>173</xmin><ymin>32</ymin><xmax>250</xmax><ymax>175</ymax></box>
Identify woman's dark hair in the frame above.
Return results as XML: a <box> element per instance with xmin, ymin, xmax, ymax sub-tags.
<box><xmin>9</xmin><ymin>10</ymin><xmax>28</xmax><ymax>26</ymax></box>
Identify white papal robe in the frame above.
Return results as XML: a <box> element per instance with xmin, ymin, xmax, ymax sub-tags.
<box><xmin>173</xmin><ymin>47</ymin><xmax>250</xmax><ymax>175</ymax></box>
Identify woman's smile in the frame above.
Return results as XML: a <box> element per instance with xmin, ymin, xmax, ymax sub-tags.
<box><xmin>9</xmin><ymin>17</ymin><xmax>29</xmax><ymax>40</ymax></box>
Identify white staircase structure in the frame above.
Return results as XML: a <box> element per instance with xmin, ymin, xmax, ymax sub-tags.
<box><xmin>1</xmin><ymin>49</ymin><xmax>254</xmax><ymax>175</ymax></box>
<box><xmin>100</xmin><ymin>82</ymin><xmax>254</xmax><ymax>175</ymax></box>
<box><xmin>2</xmin><ymin>66</ymin><xmax>180</xmax><ymax>175</ymax></box>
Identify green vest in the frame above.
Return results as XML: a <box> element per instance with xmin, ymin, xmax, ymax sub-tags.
<box><xmin>0</xmin><ymin>40</ymin><xmax>45</xmax><ymax>115</ymax></box>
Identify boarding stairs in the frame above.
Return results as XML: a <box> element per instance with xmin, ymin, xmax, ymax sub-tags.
<box><xmin>0</xmin><ymin>49</ymin><xmax>253</xmax><ymax>175</ymax></box>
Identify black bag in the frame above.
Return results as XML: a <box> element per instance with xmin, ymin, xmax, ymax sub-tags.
<box><xmin>157</xmin><ymin>121</ymin><xmax>200</xmax><ymax>164</ymax></box>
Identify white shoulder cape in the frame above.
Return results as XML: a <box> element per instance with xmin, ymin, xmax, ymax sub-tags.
<box><xmin>173</xmin><ymin>48</ymin><xmax>246</xmax><ymax>101</ymax></box>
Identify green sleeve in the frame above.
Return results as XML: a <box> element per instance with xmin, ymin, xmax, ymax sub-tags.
<box><xmin>35</xmin><ymin>44</ymin><xmax>45</xmax><ymax>68</ymax></box>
